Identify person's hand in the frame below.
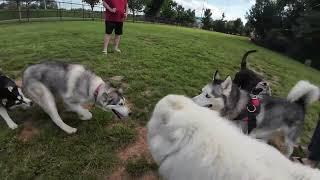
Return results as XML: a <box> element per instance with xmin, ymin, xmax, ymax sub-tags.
<box><xmin>124</xmin><ymin>12</ymin><xmax>127</xmax><ymax>19</ymax></box>
<box><xmin>110</xmin><ymin>8</ymin><xmax>116</xmax><ymax>13</ymax></box>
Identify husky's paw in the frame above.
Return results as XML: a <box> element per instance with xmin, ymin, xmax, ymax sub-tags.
<box><xmin>64</xmin><ymin>127</ymin><xmax>77</xmax><ymax>134</ymax></box>
<box><xmin>79</xmin><ymin>111</ymin><xmax>92</xmax><ymax>120</ymax></box>
<box><xmin>8</xmin><ymin>123</ymin><xmax>18</xmax><ymax>130</ymax></box>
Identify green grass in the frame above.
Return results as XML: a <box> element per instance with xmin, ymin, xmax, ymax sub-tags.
<box><xmin>0</xmin><ymin>21</ymin><xmax>319</xmax><ymax>178</ymax></box>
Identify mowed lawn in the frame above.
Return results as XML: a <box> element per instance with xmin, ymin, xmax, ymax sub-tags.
<box><xmin>0</xmin><ymin>21</ymin><xmax>319</xmax><ymax>178</ymax></box>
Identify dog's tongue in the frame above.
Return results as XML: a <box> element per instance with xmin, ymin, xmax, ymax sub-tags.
<box><xmin>251</xmin><ymin>98</ymin><xmax>260</xmax><ymax>107</ymax></box>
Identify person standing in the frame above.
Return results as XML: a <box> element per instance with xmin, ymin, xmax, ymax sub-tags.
<box><xmin>103</xmin><ymin>0</ymin><xmax>128</xmax><ymax>55</ymax></box>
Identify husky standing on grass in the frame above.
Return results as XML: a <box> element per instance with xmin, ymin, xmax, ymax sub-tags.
<box><xmin>193</xmin><ymin>72</ymin><xmax>319</xmax><ymax>156</ymax></box>
<box><xmin>22</xmin><ymin>61</ymin><xmax>131</xmax><ymax>134</ymax></box>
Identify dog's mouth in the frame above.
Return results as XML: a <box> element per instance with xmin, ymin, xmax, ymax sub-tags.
<box><xmin>112</xmin><ymin>109</ymin><xmax>123</xmax><ymax>119</ymax></box>
<box><xmin>205</xmin><ymin>104</ymin><xmax>213</xmax><ymax>108</ymax></box>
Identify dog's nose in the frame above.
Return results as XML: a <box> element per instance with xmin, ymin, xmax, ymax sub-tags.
<box><xmin>29</xmin><ymin>102</ymin><xmax>34</xmax><ymax>106</ymax></box>
<box><xmin>128</xmin><ymin>112</ymin><xmax>132</xmax><ymax>116</ymax></box>
<box><xmin>262</xmin><ymin>82</ymin><xmax>267</xmax><ymax>86</ymax></box>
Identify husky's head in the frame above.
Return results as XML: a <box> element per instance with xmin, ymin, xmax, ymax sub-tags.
<box><xmin>0</xmin><ymin>77</ymin><xmax>33</xmax><ymax>110</ymax></box>
<box><xmin>251</xmin><ymin>81</ymin><xmax>271</xmax><ymax>97</ymax></box>
<box><xmin>97</xmin><ymin>87</ymin><xmax>131</xmax><ymax>119</ymax></box>
<box><xmin>192</xmin><ymin>71</ymin><xmax>233</xmax><ymax>111</ymax></box>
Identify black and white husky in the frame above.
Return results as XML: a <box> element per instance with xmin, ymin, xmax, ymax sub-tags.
<box><xmin>193</xmin><ymin>71</ymin><xmax>319</xmax><ymax>156</ymax></box>
<box><xmin>0</xmin><ymin>73</ymin><xmax>32</xmax><ymax>129</ymax></box>
<box><xmin>22</xmin><ymin>62</ymin><xmax>131</xmax><ymax>134</ymax></box>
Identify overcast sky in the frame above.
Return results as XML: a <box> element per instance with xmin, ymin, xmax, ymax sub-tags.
<box><xmin>175</xmin><ymin>0</ymin><xmax>256</xmax><ymax>21</ymax></box>
<box><xmin>72</xmin><ymin>0</ymin><xmax>256</xmax><ymax>22</ymax></box>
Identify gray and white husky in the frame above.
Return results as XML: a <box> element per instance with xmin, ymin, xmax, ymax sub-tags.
<box><xmin>22</xmin><ymin>61</ymin><xmax>131</xmax><ymax>134</ymax></box>
<box><xmin>193</xmin><ymin>71</ymin><xmax>319</xmax><ymax>156</ymax></box>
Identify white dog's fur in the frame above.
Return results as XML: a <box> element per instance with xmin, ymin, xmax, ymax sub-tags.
<box><xmin>148</xmin><ymin>95</ymin><xmax>320</xmax><ymax>180</ymax></box>
<box><xmin>287</xmin><ymin>80</ymin><xmax>320</xmax><ymax>105</ymax></box>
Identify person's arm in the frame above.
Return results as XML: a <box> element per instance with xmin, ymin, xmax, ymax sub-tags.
<box><xmin>103</xmin><ymin>1</ymin><xmax>116</xmax><ymax>13</ymax></box>
<box><xmin>124</xmin><ymin>3</ymin><xmax>128</xmax><ymax>19</ymax></box>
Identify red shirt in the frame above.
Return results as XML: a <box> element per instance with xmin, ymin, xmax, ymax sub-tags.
<box><xmin>104</xmin><ymin>0</ymin><xmax>127</xmax><ymax>22</ymax></box>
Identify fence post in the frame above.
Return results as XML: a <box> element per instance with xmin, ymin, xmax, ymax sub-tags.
<box><xmin>18</xmin><ymin>3</ymin><xmax>22</xmax><ymax>22</ymax></box>
<box><xmin>82</xmin><ymin>4</ymin><xmax>85</xmax><ymax>20</ymax></box>
<box><xmin>59</xmin><ymin>2</ymin><xmax>62</xmax><ymax>21</ymax></box>
<box><xmin>27</xmin><ymin>3</ymin><xmax>30</xmax><ymax>22</ymax></box>
<box><xmin>100</xmin><ymin>7</ymin><xmax>103</xmax><ymax>21</ymax></box>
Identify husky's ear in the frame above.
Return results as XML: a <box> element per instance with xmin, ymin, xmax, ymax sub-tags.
<box><xmin>213</xmin><ymin>70</ymin><xmax>221</xmax><ymax>81</ymax></box>
<box><xmin>221</xmin><ymin>76</ymin><xmax>233</xmax><ymax>95</ymax></box>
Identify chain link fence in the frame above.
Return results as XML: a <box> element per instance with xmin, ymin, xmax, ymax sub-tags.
<box><xmin>0</xmin><ymin>0</ymin><xmax>201</xmax><ymax>28</ymax></box>
<box><xmin>0</xmin><ymin>0</ymin><xmax>104</xmax><ymax>22</ymax></box>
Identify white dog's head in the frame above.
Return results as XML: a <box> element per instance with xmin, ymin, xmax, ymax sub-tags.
<box><xmin>96</xmin><ymin>87</ymin><xmax>131</xmax><ymax>119</ymax></box>
<box><xmin>192</xmin><ymin>71</ymin><xmax>233</xmax><ymax>112</ymax></box>
<box><xmin>148</xmin><ymin>95</ymin><xmax>206</xmax><ymax>164</ymax></box>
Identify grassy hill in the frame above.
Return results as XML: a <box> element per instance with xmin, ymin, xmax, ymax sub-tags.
<box><xmin>0</xmin><ymin>21</ymin><xmax>319</xmax><ymax>178</ymax></box>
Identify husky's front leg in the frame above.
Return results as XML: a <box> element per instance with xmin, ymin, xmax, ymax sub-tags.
<box><xmin>0</xmin><ymin>107</ymin><xmax>18</xmax><ymax>129</ymax></box>
<box><xmin>64</xmin><ymin>101</ymin><xmax>92</xmax><ymax>120</ymax></box>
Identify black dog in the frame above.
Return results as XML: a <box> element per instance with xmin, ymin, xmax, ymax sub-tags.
<box><xmin>0</xmin><ymin>73</ymin><xmax>32</xmax><ymax>129</ymax></box>
<box><xmin>233</xmin><ymin>50</ymin><xmax>271</xmax><ymax>96</ymax></box>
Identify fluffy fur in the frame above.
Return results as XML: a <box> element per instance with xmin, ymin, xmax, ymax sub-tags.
<box><xmin>22</xmin><ymin>61</ymin><xmax>131</xmax><ymax>134</ymax></box>
<box><xmin>287</xmin><ymin>80</ymin><xmax>320</xmax><ymax>106</ymax></box>
<box><xmin>193</xmin><ymin>74</ymin><xmax>319</xmax><ymax>156</ymax></box>
<box><xmin>0</xmin><ymin>74</ymin><xmax>32</xmax><ymax>129</ymax></box>
<box><xmin>148</xmin><ymin>95</ymin><xmax>320</xmax><ymax>180</ymax></box>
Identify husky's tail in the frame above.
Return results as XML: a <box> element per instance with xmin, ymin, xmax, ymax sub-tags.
<box><xmin>287</xmin><ymin>80</ymin><xmax>320</xmax><ymax>109</ymax></box>
<box><xmin>241</xmin><ymin>50</ymin><xmax>257</xmax><ymax>70</ymax></box>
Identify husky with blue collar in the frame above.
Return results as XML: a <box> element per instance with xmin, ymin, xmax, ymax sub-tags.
<box><xmin>22</xmin><ymin>61</ymin><xmax>131</xmax><ymax>134</ymax></box>
<box><xmin>0</xmin><ymin>73</ymin><xmax>32</xmax><ymax>129</ymax></box>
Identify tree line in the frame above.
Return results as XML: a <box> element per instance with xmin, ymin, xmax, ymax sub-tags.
<box><xmin>202</xmin><ymin>9</ymin><xmax>245</xmax><ymax>35</ymax></box>
<box><xmin>245</xmin><ymin>0</ymin><xmax>319</xmax><ymax>69</ymax></box>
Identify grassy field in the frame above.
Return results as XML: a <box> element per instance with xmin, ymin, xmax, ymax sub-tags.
<box><xmin>0</xmin><ymin>21</ymin><xmax>319</xmax><ymax>179</ymax></box>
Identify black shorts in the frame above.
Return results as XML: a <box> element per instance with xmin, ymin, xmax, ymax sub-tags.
<box><xmin>105</xmin><ymin>21</ymin><xmax>123</xmax><ymax>35</ymax></box>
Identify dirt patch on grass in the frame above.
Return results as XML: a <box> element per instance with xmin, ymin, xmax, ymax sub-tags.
<box><xmin>142</xmin><ymin>90</ymin><xmax>152</xmax><ymax>97</ymax></box>
<box><xmin>110</xmin><ymin>76</ymin><xmax>124</xmax><ymax>82</ymax></box>
<box><xmin>108</xmin><ymin>127</ymin><xmax>158</xmax><ymax>179</ymax></box>
<box><xmin>118</xmin><ymin>127</ymin><xmax>151</xmax><ymax>161</ymax></box>
<box><xmin>18</xmin><ymin>120</ymin><xmax>40</xmax><ymax>143</ymax></box>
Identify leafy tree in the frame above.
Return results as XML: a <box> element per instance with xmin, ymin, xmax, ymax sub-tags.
<box><xmin>201</xmin><ymin>9</ymin><xmax>212</xmax><ymax>30</ymax></box>
<box><xmin>233</xmin><ymin>18</ymin><xmax>244</xmax><ymax>34</ymax></box>
<box><xmin>160</xmin><ymin>0</ymin><xmax>177</xmax><ymax>19</ymax></box>
<box><xmin>82</xmin><ymin>0</ymin><xmax>100</xmax><ymax>20</ymax></box>
<box><xmin>82</xmin><ymin>0</ymin><xmax>99</xmax><ymax>11</ymax></box>
<box><xmin>211</xmin><ymin>12</ymin><xmax>227</xmax><ymax>33</ymax></box>
<box><xmin>128</xmin><ymin>0</ymin><xmax>145</xmax><ymax>22</ymax></box>
<box><xmin>144</xmin><ymin>0</ymin><xmax>165</xmax><ymax>17</ymax></box>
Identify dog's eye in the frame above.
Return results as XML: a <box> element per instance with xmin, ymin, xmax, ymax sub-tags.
<box><xmin>119</xmin><ymin>103</ymin><xmax>124</xmax><ymax>106</ymax></box>
<box><xmin>205</xmin><ymin>94</ymin><xmax>210</xmax><ymax>98</ymax></box>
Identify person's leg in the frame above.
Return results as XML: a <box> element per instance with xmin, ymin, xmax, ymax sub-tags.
<box><xmin>114</xmin><ymin>35</ymin><xmax>121</xmax><ymax>52</ymax></box>
<box><xmin>103</xmin><ymin>34</ymin><xmax>112</xmax><ymax>53</ymax></box>
<box><xmin>103</xmin><ymin>21</ymin><xmax>114</xmax><ymax>54</ymax></box>
<box><xmin>114</xmin><ymin>22</ymin><xmax>123</xmax><ymax>52</ymax></box>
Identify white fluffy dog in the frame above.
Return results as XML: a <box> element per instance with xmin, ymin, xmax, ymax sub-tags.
<box><xmin>147</xmin><ymin>95</ymin><xmax>320</xmax><ymax>180</ymax></box>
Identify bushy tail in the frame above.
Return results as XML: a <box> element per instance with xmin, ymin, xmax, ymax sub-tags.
<box><xmin>241</xmin><ymin>50</ymin><xmax>257</xmax><ymax>69</ymax></box>
<box><xmin>287</xmin><ymin>80</ymin><xmax>320</xmax><ymax>108</ymax></box>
